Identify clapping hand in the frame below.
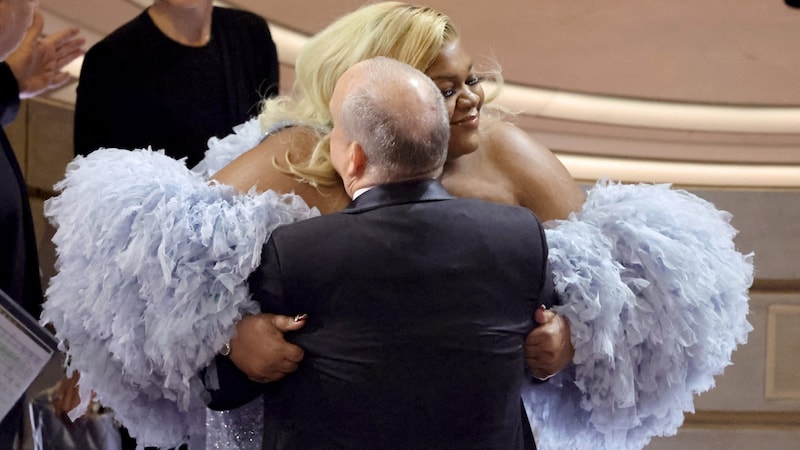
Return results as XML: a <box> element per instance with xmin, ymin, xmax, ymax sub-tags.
<box><xmin>6</xmin><ymin>11</ymin><xmax>85</xmax><ymax>99</ymax></box>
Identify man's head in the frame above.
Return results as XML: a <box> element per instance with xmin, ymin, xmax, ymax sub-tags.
<box><xmin>0</xmin><ymin>0</ymin><xmax>36</xmax><ymax>61</ymax></box>
<box><xmin>329</xmin><ymin>56</ymin><xmax>450</xmax><ymax>197</ymax></box>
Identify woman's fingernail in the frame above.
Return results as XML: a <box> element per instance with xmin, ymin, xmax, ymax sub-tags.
<box><xmin>294</xmin><ymin>314</ymin><xmax>308</xmax><ymax>322</ymax></box>
<box><xmin>539</xmin><ymin>304</ymin><xmax>548</xmax><ymax>310</ymax></box>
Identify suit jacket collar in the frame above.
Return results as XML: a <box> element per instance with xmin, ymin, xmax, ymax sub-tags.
<box><xmin>342</xmin><ymin>179</ymin><xmax>453</xmax><ymax>214</ymax></box>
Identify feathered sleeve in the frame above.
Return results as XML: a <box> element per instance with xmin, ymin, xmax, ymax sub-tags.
<box><xmin>523</xmin><ymin>181</ymin><xmax>754</xmax><ymax>450</ymax></box>
<box><xmin>41</xmin><ymin>148</ymin><xmax>318</xmax><ymax>448</ymax></box>
<box><xmin>192</xmin><ymin>118</ymin><xmax>298</xmax><ymax>178</ymax></box>
<box><xmin>192</xmin><ymin>117</ymin><xmax>264</xmax><ymax>178</ymax></box>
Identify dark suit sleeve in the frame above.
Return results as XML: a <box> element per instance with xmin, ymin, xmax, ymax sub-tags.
<box><xmin>522</xmin><ymin>214</ymin><xmax>561</xmax><ymax>387</ymax></box>
<box><xmin>248</xmin><ymin>234</ymin><xmax>290</xmax><ymax>314</ymax></box>
<box><xmin>534</xmin><ymin>216</ymin><xmax>560</xmax><ymax>309</ymax></box>
<box><xmin>204</xmin><ymin>353</ymin><xmax>281</xmax><ymax>411</ymax></box>
<box><xmin>0</xmin><ymin>62</ymin><xmax>20</xmax><ymax>126</ymax></box>
<box><xmin>203</xmin><ymin>237</ymin><xmax>287</xmax><ymax>410</ymax></box>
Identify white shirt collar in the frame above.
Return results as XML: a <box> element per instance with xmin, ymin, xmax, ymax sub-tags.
<box><xmin>352</xmin><ymin>186</ymin><xmax>374</xmax><ymax>200</ymax></box>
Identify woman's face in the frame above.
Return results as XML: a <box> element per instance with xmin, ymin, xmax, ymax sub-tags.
<box><xmin>0</xmin><ymin>0</ymin><xmax>36</xmax><ymax>60</ymax></box>
<box><xmin>425</xmin><ymin>39</ymin><xmax>485</xmax><ymax>160</ymax></box>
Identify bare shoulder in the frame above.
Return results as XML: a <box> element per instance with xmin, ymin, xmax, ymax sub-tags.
<box><xmin>211</xmin><ymin>126</ymin><xmax>312</xmax><ymax>193</ymax></box>
<box><xmin>482</xmin><ymin>120</ymin><xmax>585</xmax><ymax>221</ymax></box>
<box><xmin>483</xmin><ymin>120</ymin><xmax>552</xmax><ymax>165</ymax></box>
<box><xmin>211</xmin><ymin>127</ymin><xmax>349</xmax><ymax>213</ymax></box>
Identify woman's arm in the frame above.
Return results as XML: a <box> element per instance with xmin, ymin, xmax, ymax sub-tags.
<box><xmin>210</xmin><ymin>127</ymin><xmax>350</xmax><ymax>385</ymax></box>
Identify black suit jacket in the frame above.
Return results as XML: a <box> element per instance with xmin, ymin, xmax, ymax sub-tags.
<box><xmin>0</xmin><ymin>62</ymin><xmax>44</xmax><ymax>438</ymax></box>
<box><xmin>209</xmin><ymin>179</ymin><xmax>557</xmax><ymax>449</ymax></box>
<box><xmin>0</xmin><ymin>62</ymin><xmax>43</xmax><ymax>319</ymax></box>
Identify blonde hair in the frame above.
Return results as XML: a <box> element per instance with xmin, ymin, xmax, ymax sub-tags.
<box><xmin>258</xmin><ymin>1</ymin><xmax>501</xmax><ymax>187</ymax></box>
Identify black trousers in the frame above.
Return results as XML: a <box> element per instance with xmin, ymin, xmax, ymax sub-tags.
<box><xmin>521</xmin><ymin>401</ymin><xmax>537</xmax><ymax>450</ymax></box>
<box><xmin>119</xmin><ymin>425</ymin><xmax>188</xmax><ymax>450</ymax></box>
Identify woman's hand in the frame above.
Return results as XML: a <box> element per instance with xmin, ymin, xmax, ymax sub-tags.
<box><xmin>524</xmin><ymin>307</ymin><xmax>574</xmax><ymax>380</ymax></box>
<box><xmin>229</xmin><ymin>313</ymin><xmax>307</xmax><ymax>383</ymax></box>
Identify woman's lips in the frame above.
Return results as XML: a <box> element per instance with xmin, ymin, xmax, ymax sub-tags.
<box><xmin>452</xmin><ymin>108</ymin><xmax>480</xmax><ymax>128</ymax></box>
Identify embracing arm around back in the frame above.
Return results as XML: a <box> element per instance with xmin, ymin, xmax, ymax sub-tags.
<box><xmin>210</xmin><ymin>126</ymin><xmax>349</xmax><ymax>383</ymax></box>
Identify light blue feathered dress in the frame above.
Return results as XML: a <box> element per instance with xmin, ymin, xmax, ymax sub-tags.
<box><xmin>41</xmin><ymin>118</ymin><xmax>753</xmax><ymax>450</ymax></box>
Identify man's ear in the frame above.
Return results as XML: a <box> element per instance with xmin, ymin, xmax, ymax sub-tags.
<box><xmin>348</xmin><ymin>142</ymin><xmax>367</xmax><ymax>179</ymax></box>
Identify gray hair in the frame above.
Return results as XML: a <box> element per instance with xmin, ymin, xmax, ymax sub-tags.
<box><xmin>340</xmin><ymin>57</ymin><xmax>449</xmax><ymax>182</ymax></box>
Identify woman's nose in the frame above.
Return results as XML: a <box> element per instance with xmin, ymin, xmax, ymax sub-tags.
<box><xmin>457</xmin><ymin>89</ymin><xmax>479</xmax><ymax>107</ymax></box>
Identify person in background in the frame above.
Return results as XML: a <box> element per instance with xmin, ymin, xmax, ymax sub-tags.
<box><xmin>73</xmin><ymin>0</ymin><xmax>279</xmax><ymax>167</ymax></box>
<box><xmin>0</xmin><ymin>1</ymin><xmax>83</xmax><ymax>447</ymax></box>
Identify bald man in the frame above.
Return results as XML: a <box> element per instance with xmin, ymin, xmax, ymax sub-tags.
<box><xmin>208</xmin><ymin>57</ymin><xmax>558</xmax><ymax>450</ymax></box>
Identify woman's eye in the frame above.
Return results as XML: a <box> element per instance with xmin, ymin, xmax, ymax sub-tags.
<box><xmin>466</xmin><ymin>76</ymin><xmax>482</xmax><ymax>86</ymax></box>
<box><xmin>440</xmin><ymin>77</ymin><xmax>481</xmax><ymax>98</ymax></box>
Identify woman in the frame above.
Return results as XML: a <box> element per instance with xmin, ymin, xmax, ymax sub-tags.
<box><xmin>209</xmin><ymin>3</ymin><xmax>584</xmax><ymax>221</ymax></box>
<box><xmin>43</xmin><ymin>2</ymin><xmax>753</xmax><ymax>449</ymax></box>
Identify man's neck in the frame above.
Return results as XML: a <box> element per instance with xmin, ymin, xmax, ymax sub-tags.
<box><xmin>148</xmin><ymin>1</ymin><xmax>213</xmax><ymax>47</ymax></box>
